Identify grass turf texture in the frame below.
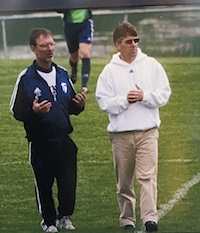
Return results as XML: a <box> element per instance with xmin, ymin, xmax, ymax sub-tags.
<box><xmin>0</xmin><ymin>57</ymin><xmax>200</xmax><ymax>232</ymax></box>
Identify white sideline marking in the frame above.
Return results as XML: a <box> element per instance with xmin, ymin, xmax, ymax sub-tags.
<box><xmin>0</xmin><ymin>161</ymin><xmax>29</xmax><ymax>166</ymax></box>
<box><xmin>164</xmin><ymin>159</ymin><xmax>199</xmax><ymax>163</ymax></box>
<box><xmin>158</xmin><ymin>172</ymin><xmax>200</xmax><ymax>220</ymax></box>
<box><xmin>137</xmin><ymin>173</ymin><xmax>200</xmax><ymax>233</ymax></box>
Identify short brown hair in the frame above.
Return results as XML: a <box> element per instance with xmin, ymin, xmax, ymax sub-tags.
<box><xmin>113</xmin><ymin>21</ymin><xmax>138</xmax><ymax>44</ymax></box>
<box><xmin>29</xmin><ymin>28</ymin><xmax>53</xmax><ymax>46</ymax></box>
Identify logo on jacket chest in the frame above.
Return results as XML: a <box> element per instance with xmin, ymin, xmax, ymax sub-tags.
<box><xmin>33</xmin><ymin>82</ymin><xmax>68</xmax><ymax>101</ymax></box>
<box><xmin>34</xmin><ymin>87</ymin><xmax>42</xmax><ymax>97</ymax></box>
<box><xmin>61</xmin><ymin>82</ymin><xmax>68</xmax><ymax>93</ymax></box>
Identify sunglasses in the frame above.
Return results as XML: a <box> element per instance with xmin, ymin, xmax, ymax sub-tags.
<box><xmin>124</xmin><ymin>38</ymin><xmax>140</xmax><ymax>44</ymax></box>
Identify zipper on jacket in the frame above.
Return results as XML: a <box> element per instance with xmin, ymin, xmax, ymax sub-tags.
<box><xmin>50</xmin><ymin>86</ymin><xmax>57</xmax><ymax>101</ymax></box>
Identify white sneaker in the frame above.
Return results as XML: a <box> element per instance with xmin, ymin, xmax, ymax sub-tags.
<box><xmin>45</xmin><ymin>225</ymin><xmax>58</xmax><ymax>232</ymax></box>
<box><xmin>56</xmin><ymin>216</ymin><xmax>75</xmax><ymax>230</ymax></box>
<box><xmin>40</xmin><ymin>220</ymin><xmax>58</xmax><ymax>232</ymax></box>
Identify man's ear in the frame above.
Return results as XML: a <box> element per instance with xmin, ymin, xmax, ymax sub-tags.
<box><xmin>30</xmin><ymin>45</ymin><xmax>36</xmax><ymax>54</ymax></box>
<box><xmin>115</xmin><ymin>42</ymin><xmax>120</xmax><ymax>51</ymax></box>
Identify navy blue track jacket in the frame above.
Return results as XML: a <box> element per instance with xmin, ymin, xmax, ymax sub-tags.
<box><xmin>10</xmin><ymin>61</ymin><xmax>84</xmax><ymax>141</ymax></box>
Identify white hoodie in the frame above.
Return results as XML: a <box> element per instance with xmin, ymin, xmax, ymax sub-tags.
<box><xmin>95</xmin><ymin>48</ymin><xmax>171</xmax><ymax>132</ymax></box>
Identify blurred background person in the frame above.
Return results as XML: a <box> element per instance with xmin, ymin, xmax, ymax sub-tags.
<box><xmin>61</xmin><ymin>9</ymin><xmax>94</xmax><ymax>93</ymax></box>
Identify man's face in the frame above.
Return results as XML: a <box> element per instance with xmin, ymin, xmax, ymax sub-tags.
<box><xmin>31</xmin><ymin>34</ymin><xmax>55</xmax><ymax>67</ymax></box>
<box><xmin>115</xmin><ymin>36</ymin><xmax>139</xmax><ymax>62</ymax></box>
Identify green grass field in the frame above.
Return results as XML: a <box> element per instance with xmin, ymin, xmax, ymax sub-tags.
<box><xmin>0</xmin><ymin>57</ymin><xmax>200</xmax><ymax>233</ymax></box>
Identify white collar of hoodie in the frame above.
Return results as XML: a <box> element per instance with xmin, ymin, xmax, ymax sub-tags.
<box><xmin>111</xmin><ymin>48</ymin><xmax>147</xmax><ymax>67</ymax></box>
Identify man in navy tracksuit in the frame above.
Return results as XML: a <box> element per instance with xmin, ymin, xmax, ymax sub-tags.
<box><xmin>10</xmin><ymin>28</ymin><xmax>86</xmax><ymax>233</ymax></box>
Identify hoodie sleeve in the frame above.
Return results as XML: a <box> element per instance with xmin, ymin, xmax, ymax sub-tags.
<box><xmin>95</xmin><ymin>67</ymin><xmax>129</xmax><ymax>115</ymax></box>
<box><xmin>142</xmin><ymin>61</ymin><xmax>171</xmax><ymax>108</ymax></box>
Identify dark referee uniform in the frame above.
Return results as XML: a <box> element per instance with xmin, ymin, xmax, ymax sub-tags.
<box><xmin>10</xmin><ymin>61</ymin><xmax>84</xmax><ymax>228</ymax></box>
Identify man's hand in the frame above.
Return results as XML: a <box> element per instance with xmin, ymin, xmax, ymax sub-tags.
<box><xmin>72</xmin><ymin>89</ymin><xmax>86</xmax><ymax>108</ymax></box>
<box><xmin>32</xmin><ymin>96</ymin><xmax>52</xmax><ymax>114</ymax></box>
<box><xmin>127</xmin><ymin>84</ymin><xmax>143</xmax><ymax>104</ymax></box>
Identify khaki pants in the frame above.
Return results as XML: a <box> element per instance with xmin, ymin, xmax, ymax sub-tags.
<box><xmin>109</xmin><ymin>128</ymin><xmax>158</xmax><ymax>227</ymax></box>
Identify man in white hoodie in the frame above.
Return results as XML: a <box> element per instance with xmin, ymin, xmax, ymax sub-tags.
<box><xmin>95</xmin><ymin>22</ymin><xmax>171</xmax><ymax>232</ymax></box>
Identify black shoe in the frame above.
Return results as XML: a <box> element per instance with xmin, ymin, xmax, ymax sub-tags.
<box><xmin>145</xmin><ymin>221</ymin><xmax>158</xmax><ymax>232</ymax></box>
<box><xmin>70</xmin><ymin>74</ymin><xmax>77</xmax><ymax>84</ymax></box>
<box><xmin>123</xmin><ymin>224</ymin><xmax>135</xmax><ymax>230</ymax></box>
